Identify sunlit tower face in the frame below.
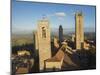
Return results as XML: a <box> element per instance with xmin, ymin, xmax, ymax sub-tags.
<box><xmin>75</xmin><ymin>12</ymin><xmax>84</xmax><ymax>50</ymax></box>
<box><xmin>36</xmin><ymin>18</ymin><xmax>51</xmax><ymax>71</ymax></box>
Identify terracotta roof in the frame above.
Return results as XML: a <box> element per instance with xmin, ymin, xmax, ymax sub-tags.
<box><xmin>46</xmin><ymin>48</ymin><xmax>64</xmax><ymax>62</ymax></box>
<box><xmin>16</xmin><ymin>67</ymin><xmax>29</xmax><ymax>74</ymax></box>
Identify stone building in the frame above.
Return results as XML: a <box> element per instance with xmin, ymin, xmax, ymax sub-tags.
<box><xmin>59</xmin><ymin>25</ymin><xmax>63</xmax><ymax>43</ymax></box>
<box><xmin>72</xmin><ymin>34</ymin><xmax>75</xmax><ymax>42</ymax></box>
<box><xmin>75</xmin><ymin>12</ymin><xmax>84</xmax><ymax>50</ymax></box>
<box><xmin>17</xmin><ymin>50</ymin><xmax>30</xmax><ymax>56</ymax></box>
<box><xmin>34</xmin><ymin>18</ymin><xmax>51</xmax><ymax>71</ymax></box>
<box><xmin>83</xmin><ymin>41</ymin><xmax>90</xmax><ymax>50</ymax></box>
<box><xmin>45</xmin><ymin>46</ymin><xmax>65</xmax><ymax>71</ymax></box>
<box><xmin>54</xmin><ymin>37</ymin><xmax>59</xmax><ymax>48</ymax></box>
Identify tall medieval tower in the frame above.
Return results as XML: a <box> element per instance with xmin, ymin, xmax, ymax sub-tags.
<box><xmin>75</xmin><ymin>12</ymin><xmax>84</xmax><ymax>50</ymax></box>
<box><xmin>59</xmin><ymin>25</ymin><xmax>63</xmax><ymax>43</ymax></box>
<box><xmin>35</xmin><ymin>18</ymin><xmax>51</xmax><ymax>71</ymax></box>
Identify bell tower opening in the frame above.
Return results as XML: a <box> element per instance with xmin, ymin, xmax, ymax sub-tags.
<box><xmin>42</xmin><ymin>27</ymin><xmax>46</xmax><ymax>38</ymax></box>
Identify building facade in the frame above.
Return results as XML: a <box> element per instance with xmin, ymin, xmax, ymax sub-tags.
<box><xmin>72</xmin><ymin>34</ymin><xmax>75</xmax><ymax>42</ymax></box>
<box><xmin>59</xmin><ymin>25</ymin><xmax>63</xmax><ymax>43</ymax></box>
<box><xmin>54</xmin><ymin>37</ymin><xmax>59</xmax><ymax>48</ymax></box>
<box><xmin>35</xmin><ymin>18</ymin><xmax>51</xmax><ymax>71</ymax></box>
<box><xmin>75</xmin><ymin>12</ymin><xmax>84</xmax><ymax>50</ymax></box>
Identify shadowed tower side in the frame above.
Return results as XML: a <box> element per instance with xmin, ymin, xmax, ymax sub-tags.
<box><xmin>59</xmin><ymin>25</ymin><xmax>63</xmax><ymax>43</ymax></box>
<box><xmin>75</xmin><ymin>12</ymin><xmax>84</xmax><ymax>50</ymax></box>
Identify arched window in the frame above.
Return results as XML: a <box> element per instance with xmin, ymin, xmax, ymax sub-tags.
<box><xmin>42</xmin><ymin>27</ymin><xmax>46</xmax><ymax>38</ymax></box>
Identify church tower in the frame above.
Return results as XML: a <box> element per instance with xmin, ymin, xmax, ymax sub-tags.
<box><xmin>36</xmin><ymin>18</ymin><xmax>51</xmax><ymax>71</ymax></box>
<box><xmin>75</xmin><ymin>12</ymin><xmax>84</xmax><ymax>50</ymax></box>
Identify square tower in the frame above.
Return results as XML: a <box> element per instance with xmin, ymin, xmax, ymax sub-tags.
<box><xmin>75</xmin><ymin>12</ymin><xmax>84</xmax><ymax>50</ymax></box>
<box><xmin>36</xmin><ymin>19</ymin><xmax>51</xmax><ymax>71</ymax></box>
<box><xmin>59</xmin><ymin>25</ymin><xmax>63</xmax><ymax>43</ymax></box>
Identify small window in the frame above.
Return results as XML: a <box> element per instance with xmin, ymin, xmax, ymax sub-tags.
<box><xmin>42</xmin><ymin>27</ymin><xmax>46</xmax><ymax>38</ymax></box>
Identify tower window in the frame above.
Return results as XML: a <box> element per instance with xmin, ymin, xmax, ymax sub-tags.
<box><xmin>42</xmin><ymin>27</ymin><xmax>46</xmax><ymax>38</ymax></box>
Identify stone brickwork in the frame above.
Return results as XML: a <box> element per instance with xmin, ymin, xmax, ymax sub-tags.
<box><xmin>35</xmin><ymin>19</ymin><xmax>51</xmax><ymax>71</ymax></box>
<box><xmin>75</xmin><ymin>12</ymin><xmax>84</xmax><ymax>50</ymax></box>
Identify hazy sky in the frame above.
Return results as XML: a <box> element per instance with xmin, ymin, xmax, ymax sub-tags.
<box><xmin>12</xmin><ymin>0</ymin><xmax>96</xmax><ymax>33</ymax></box>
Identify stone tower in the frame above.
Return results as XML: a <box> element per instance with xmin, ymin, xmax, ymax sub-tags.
<box><xmin>35</xmin><ymin>18</ymin><xmax>51</xmax><ymax>71</ymax></box>
<box><xmin>72</xmin><ymin>34</ymin><xmax>75</xmax><ymax>42</ymax></box>
<box><xmin>59</xmin><ymin>25</ymin><xmax>63</xmax><ymax>43</ymax></box>
<box><xmin>75</xmin><ymin>12</ymin><xmax>84</xmax><ymax>50</ymax></box>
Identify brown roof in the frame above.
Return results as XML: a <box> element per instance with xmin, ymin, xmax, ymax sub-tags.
<box><xmin>46</xmin><ymin>48</ymin><xmax>64</xmax><ymax>62</ymax></box>
<box><xmin>16</xmin><ymin>67</ymin><xmax>29</xmax><ymax>74</ymax></box>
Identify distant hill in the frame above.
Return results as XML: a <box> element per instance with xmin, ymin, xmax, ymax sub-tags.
<box><xmin>12</xmin><ymin>28</ymin><xmax>95</xmax><ymax>46</ymax></box>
